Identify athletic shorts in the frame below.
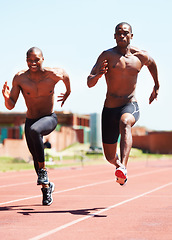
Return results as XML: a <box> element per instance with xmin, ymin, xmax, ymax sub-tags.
<box><xmin>102</xmin><ymin>101</ymin><xmax>140</xmax><ymax>144</ymax></box>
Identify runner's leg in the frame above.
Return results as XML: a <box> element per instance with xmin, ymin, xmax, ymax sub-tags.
<box><xmin>29</xmin><ymin>114</ymin><xmax>57</xmax><ymax>165</ymax></box>
<box><xmin>119</xmin><ymin>113</ymin><xmax>135</xmax><ymax>167</ymax></box>
<box><xmin>25</xmin><ymin>120</ymin><xmax>39</xmax><ymax>174</ymax></box>
<box><xmin>103</xmin><ymin>143</ymin><xmax>119</xmax><ymax>167</ymax></box>
<box><xmin>25</xmin><ymin>114</ymin><xmax>57</xmax><ymax>174</ymax></box>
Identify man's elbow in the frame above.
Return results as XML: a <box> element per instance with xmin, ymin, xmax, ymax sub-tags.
<box><xmin>5</xmin><ymin>105</ymin><xmax>14</xmax><ymax>110</ymax></box>
<box><xmin>67</xmin><ymin>89</ymin><xmax>71</xmax><ymax>96</ymax></box>
<box><xmin>87</xmin><ymin>82</ymin><xmax>92</xmax><ymax>88</ymax></box>
<box><xmin>87</xmin><ymin>77</ymin><xmax>93</xmax><ymax>88</ymax></box>
<box><xmin>5</xmin><ymin>101</ymin><xmax>15</xmax><ymax>110</ymax></box>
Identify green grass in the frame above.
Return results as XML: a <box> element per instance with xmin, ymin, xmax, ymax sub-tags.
<box><xmin>0</xmin><ymin>157</ymin><xmax>34</xmax><ymax>172</ymax></box>
<box><xmin>0</xmin><ymin>144</ymin><xmax>172</xmax><ymax>172</ymax></box>
<box><xmin>130</xmin><ymin>148</ymin><xmax>172</xmax><ymax>160</ymax></box>
<box><xmin>0</xmin><ymin>156</ymin><xmax>105</xmax><ymax>172</ymax></box>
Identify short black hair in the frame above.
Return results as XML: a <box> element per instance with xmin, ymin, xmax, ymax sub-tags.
<box><xmin>115</xmin><ymin>22</ymin><xmax>132</xmax><ymax>33</ymax></box>
<box><xmin>26</xmin><ymin>47</ymin><xmax>43</xmax><ymax>58</ymax></box>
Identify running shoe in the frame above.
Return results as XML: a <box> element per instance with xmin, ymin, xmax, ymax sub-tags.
<box><xmin>37</xmin><ymin>168</ymin><xmax>49</xmax><ymax>185</ymax></box>
<box><xmin>115</xmin><ymin>160</ymin><xmax>127</xmax><ymax>186</ymax></box>
<box><xmin>41</xmin><ymin>182</ymin><xmax>55</xmax><ymax>206</ymax></box>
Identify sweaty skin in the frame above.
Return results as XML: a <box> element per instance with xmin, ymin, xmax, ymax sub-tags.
<box><xmin>88</xmin><ymin>46</ymin><xmax>159</xmax><ymax>108</ymax></box>
<box><xmin>2</xmin><ymin>47</ymin><xmax>71</xmax><ymax>179</ymax></box>
<box><xmin>87</xmin><ymin>23</ymin><xmax>159</xmax><ymax>183</ymax></box>
<box><xmin>2</xmin><ymin>48</ymin><xmax>71</xmax><ymax>119</ymax></box>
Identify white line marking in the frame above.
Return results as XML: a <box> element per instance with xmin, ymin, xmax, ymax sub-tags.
<box><xmin>0</xmin><ymin>172</ymin><xmax>35</xmax><ymax>179</ymax></box>
<box><xmin>0</xmin><ymin>162</ymin><xmax>164</xmax><ymax>189</ymax></box>
<box><xmin>0</xmin><ymin>163</ymin><xmax>148</xmax><ymax>189</ymax></box>
<box><xmin>29</xmin><ymin>182</ymin><xmax>172</xmax><ymax>240</ymax></box>
<box><xmin>0</xmin><ymin>161</ymin><xmax>158</xmax><ymax>189</ymax></box>
<box><xmin>0</xmin><ymin>167</ymin><xmax>170</xmax><ymax>206</ymax></box>
<box><xmin>0</xmin><ymin>169</ymin><xmax>112</xmax><ymax>188</ymax></box>
<box><xmin>0</xmin><ymin>179</ymin><xmax>112</xmax><ymax>206</ymax></box>
<box><xmin>0</xmin><ymin>181</ymin><xmax>35</xmax><ymax>189</ymax></box>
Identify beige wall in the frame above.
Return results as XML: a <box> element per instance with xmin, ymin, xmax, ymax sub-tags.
<box><xmin>132</xmin><ymin>131</ymin><xmax>172</xmax><ymax>154</ymax></box>
<box><xmin>0</xmin><ymin>137</ymin><xmax>30</xmax><ymax>161</ymax></box>
<box><xmin>0</xmin><ymin>126</ymin><xmax>79</xmax><ymax>161</ymax></box>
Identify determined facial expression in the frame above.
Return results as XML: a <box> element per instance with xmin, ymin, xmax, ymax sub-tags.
<box><xmin>114</xmin><ymin>24</ymin><xmax>133</xmax><ymax>47</ymax></box>
<box><xmin>27</xmin><ymin>51</ymin><xmax>44</xmax><ymax>73</ymax></box>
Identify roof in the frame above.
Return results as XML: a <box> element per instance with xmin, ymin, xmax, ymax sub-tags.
<box><xmin>0</xmin><ymin>111</ymin><xmax>90</xmax><ymax>126</ymax></box>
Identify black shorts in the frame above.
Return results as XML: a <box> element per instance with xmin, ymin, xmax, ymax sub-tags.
<box><xmin>102</xmin><ymin>102</ymin><xmax>140</xmax><ymax>144</ymax></box>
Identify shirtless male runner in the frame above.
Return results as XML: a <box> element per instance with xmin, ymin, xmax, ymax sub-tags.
<box><xmin>2</xmin><ymin>47</ymin><xmax>71</xmax><ymax>204</ymax></box>
<box><xmin>87</xmin><ymin>22</ymin><xmax>159</xmax><ymax>186</ymax></box>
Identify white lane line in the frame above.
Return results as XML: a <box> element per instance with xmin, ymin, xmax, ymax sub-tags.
<box><xmin>0</xmin><ymin>161</ymin><xmax>157</xmax><ymax>189</ymax></box>
<box><xmin>0</xmin><ymin>181</ymin><xmax>36</xmax><ymax>189</ymax></box>
<box><xmin>0</xmin><ymin>169</ymin><xmax>113</xmax><ymax>188</ymax></box>
<box><xmin>0</xmin><ymin>163</ymin><xmax>167</xmax><ymax>189</ymax></box>
<box><xmin>29</xmin><ymin>182</ymin><xmax>172</xmax><ymax>240</ymax></box>
<box><xmin>0</xmin><ymin>179</ymin><xmax>112</xmax><ymax>206</ymax></box>
<box><xmin>0</xmin><ymin>165</ymin><xmax>110</xmax><ymax>179</ymax></box>
<box><xmin>0</xmin><ymin>172</ymin><xmax>35</xmax><ymax>179</ymax></box>
<box><xmin>0</xmin><ymin>160</ymin><xmax>163</xmax><ymax>189</ymax></box>
<box><xmin>0</xmin><ymin>167</ymin><xmax>170</xmax><ymax>206</ymax></box>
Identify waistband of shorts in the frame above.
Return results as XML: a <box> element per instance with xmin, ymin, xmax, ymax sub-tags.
<box><xmin>103</xmin><ymin>101</ymin><xmax>138</xmax><ymax>110</ymax></box>
<box><xmin>26</xmin><ymin>112</ymin><xmax>57</xmax><ymax>121</ymax></box>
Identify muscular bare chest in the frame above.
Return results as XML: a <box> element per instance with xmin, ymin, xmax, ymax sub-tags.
<box><xmin>20</xmin><ymin>77</ymin><xmax>55</xmax><ymax>98</ymax></box>
<box><xmin>109</xmin><ymin>54</ymin><xmax>142</xmax><ymax>75</ymax></box>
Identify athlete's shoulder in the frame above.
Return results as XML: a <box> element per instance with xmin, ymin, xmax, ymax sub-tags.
<box><xmin>44</xmin><ymin>67</ymin><xmax>68</xmax><ymax>80</ymax></box>
<box><xmin>131</xmin><ymin>46</ymin><xmax>151</xmax><ymax>65</ymax></box>
<box><xmin>13</xmin><ymin>69</ymin><xmax>28</xmax><ymax>83</ymax></box>
<box><xmin>98</xmin><ymin>47</ymin><xmax>116</xmax><ymax>61</ymax></box>
<box><xmin>102</xmin><ymin>47</ymin><xmax>116</xmax><ymax>55</ymax></box>
<box><xmin>131</xmin><ymin>46</ymin><xmax>148</xmax><ymax>57</ymax></box>
<box><xmin>15</xmin><ymin>69</ymin><xmax>28</xmax><ymax>77</ymax></box>
<box><xmin>130</xmin><ymin>46</ymin><xmax>140</xmax><ymax>53</ymax></box>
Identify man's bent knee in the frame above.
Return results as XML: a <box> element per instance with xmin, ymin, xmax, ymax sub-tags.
<box><xmin>120</xmin><ymin>113</ymin><xmax>135</xmax><ymax>129</ymax></box>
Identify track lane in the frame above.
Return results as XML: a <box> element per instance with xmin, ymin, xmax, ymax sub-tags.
<box><xmin>0</xmin><ymin>159</ymin><xmax>171</xmax><ymax>240</ymax></box>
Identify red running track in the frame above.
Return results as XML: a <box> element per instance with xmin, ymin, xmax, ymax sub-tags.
<box><xmin>0</xmin><ymin>158</ymin><xmax>172</xmax><ymax>240</ymax></box>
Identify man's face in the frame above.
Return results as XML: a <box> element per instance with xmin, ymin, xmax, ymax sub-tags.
<box><xmin>114</xmin><ymin>24</ymin><xmax>133</xmax><ymax>47</ymax></box>
<box><xmin>27</xmin><ymin>51</ymin><xmax>44</xmax><ymax>72</ymax></box>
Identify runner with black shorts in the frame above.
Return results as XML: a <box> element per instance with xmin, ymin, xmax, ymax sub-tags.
<box><xmin>87</xmin><ymin>22</ymin><xmax>159</xmax><ymax>185</ymax></box>
<box><xmin>102</xmin><ymin>102</ymin><xmax>140</xmax><ymax>144</ymax></box>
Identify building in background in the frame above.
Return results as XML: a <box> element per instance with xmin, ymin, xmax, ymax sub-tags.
<box><xmin>0</xmin><ymin>111</ymin><xmax>90</xmax><ymax>161</ymax></box>
<box><xmin>132</xmin><ymin>127</ymin><xmax>172</xmax><ymax>154</ymax></box>
<box><xmin>0</xmin><ymin>112</ymin><xmax>172</xmax><ymax>161</ymax></box>
<box><xmin>0</xmin><ymin>112</ymin><xmax>25</xmax><ymax>143</ymax></box>
<box><xmin>0</xmin><ymin>111</ymin><xmax>90</xmax><ymax>143</ymax></box>
<box><xmin>89</xmin><ymin>113</ymin><xmax>102</xmax><ymax>150</ymax></box>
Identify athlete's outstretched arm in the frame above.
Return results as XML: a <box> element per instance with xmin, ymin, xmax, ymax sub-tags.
<box><xmin>2</xmin><ymin>76</ymin><xmax>21</xmax><ymax>110</ymax></box>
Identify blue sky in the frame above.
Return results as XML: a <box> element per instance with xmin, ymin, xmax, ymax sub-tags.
<box><xmin>0</xmin><ymin>0</ymin><xmax>171</xmax><ymax>131</ymax></box>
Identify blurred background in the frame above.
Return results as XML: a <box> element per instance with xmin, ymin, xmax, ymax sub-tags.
<box><xmin>0</xmin><ymin>0</ymin><xmax>171</xmax><ymax>167</ymax></box>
